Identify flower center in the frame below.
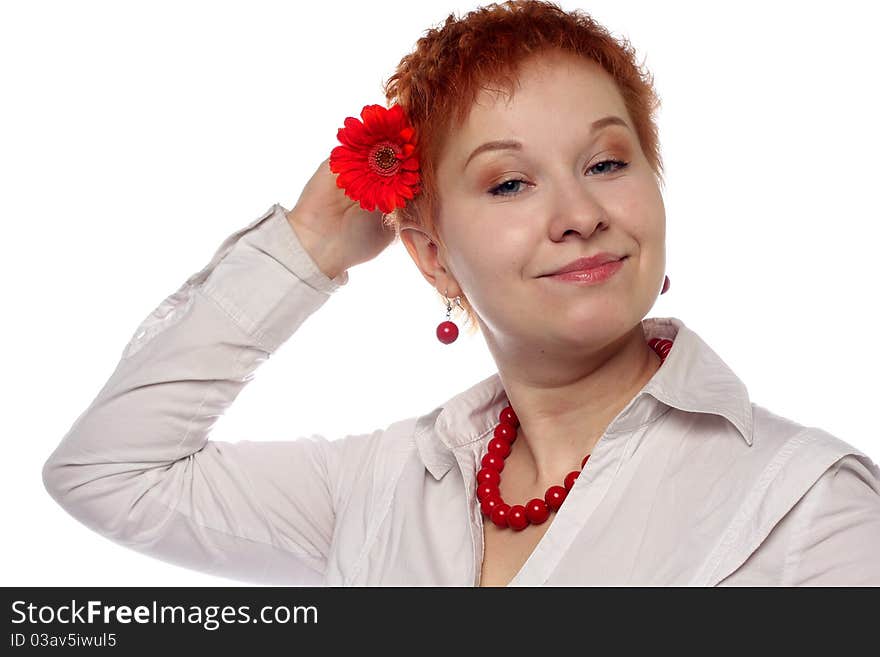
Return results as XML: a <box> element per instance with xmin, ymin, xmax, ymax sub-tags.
<box><xmin>368</xmin><ymin>141</ymin><xmax>402</xmax><ymax>177</ymax></box>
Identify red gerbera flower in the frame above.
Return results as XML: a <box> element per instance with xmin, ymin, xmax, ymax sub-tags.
<box><xmin>329</xmin><ymin>103</ymin><xmax>421</xmax><ymax>214</ymax></box>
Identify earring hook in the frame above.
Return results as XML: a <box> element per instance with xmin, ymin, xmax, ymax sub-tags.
<box><xmin>444</xmin><ymin>287</ymin><xmax>463</xmax><ymax>318</ymax></box>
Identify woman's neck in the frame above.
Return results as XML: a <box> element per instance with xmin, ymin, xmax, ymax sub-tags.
<box><xmin>490</xmin><ymin>323</ymin><xmax>662</xmax><ymax>485</ymax></box>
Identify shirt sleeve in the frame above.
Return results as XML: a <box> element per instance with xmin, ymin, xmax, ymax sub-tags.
<box><xmin>781</xmin><ymin>453</ymin><xmax>880</xmax><ymax>586</ymax></box>
<box><xmin>41</xmin><ymin>202</ymin><xmax>371</xmax><ymax>586</ymax></box>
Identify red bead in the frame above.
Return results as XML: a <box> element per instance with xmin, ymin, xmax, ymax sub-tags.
<box><xmin>477</xmin><ymin>483</ymin><xmax>499</xmax><ymax>502</ymax></box>
<box><xmin>477</xmin><ymin>467</ymin><xmax>500</xmax><ymax>487</ymax></box>
<box><xmin>475</xmin><ymin>340</ymin><xmax>674</xmax><ymax>531</ymax></box>
<box><xmin>490</xmin><ymin>503</ymin><xmax>511</xmax><ymax>528</ymax></box>
<box><xmin>436</xmin><ymin>321</ymin><xmax>459</xmax><ymax>344</ymax></box>
<box><xmin>650</xmin><ymin>338</ymin><xmax>673</xmax><ymax>361</ymax></box>
<box><xmin>499</xmin><ymin>406</ymin><xmax>519</xmax><ymax>427</ymax></box>
<box><xmin>494</xmin><ymin>422</ymin><xmax>516</xmax><ymax>443</ymax></box>
<box><xmin>480</xmin><ymin>494</ymin><xmax>504</xmax><ymax>516</ymax></box>
<box><xmin>525</xmin><ymin>498</ymin><xmax>550</xmax><ymax>524</ymax></box>
<box><xmin>487</xmin><ymin>437</ymin><xmax>511</xmax><ymax>459</ymax></box>
<box><xmin>507</xmin><ymin>505</ymin><xmax>528</xmax><ymax>531</ymax></box>
<box><xmin>544</xmin><ymin>485</ymin><xmax>567</xmax><ymax>511</ymax></box>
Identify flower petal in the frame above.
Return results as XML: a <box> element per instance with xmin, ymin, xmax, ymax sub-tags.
<box><xmin>330</xmin><ymin>146</ymin><xmax>366</xmax><ymax>171</ymax></box>
<box><xmin>347</xmin><ymin>172</ymin><xmax>375</xmax><ymax>198</ymax></box>
<box><xmin>385</xmin><ymin>104</ymin><xmax>406</xmax><ymax>133</ymax></box>
<box><xmin>360</xmin><ymin>184</ymin><xmax>380</xmax><ymax>211</ymax></box>
<box><xmin>360</xmin><ymin>105</ymin><xmax>382</xmax><ymax>129</ymax></box>
<box><xmin>397</xmin><ymin>182</ymin><xmax>416</xmax><ymax>200</ymax></box>
<box><xmin>384</xmin><ymin>185</ymin><xmax>400</xmax><ymax>214</ymax></box>
<box><xmin>331</xmin><ymin>157</ymin><xmax>367</xmax><ymax>175</ymax></box>
<box><xmin>400</xmin><ymin>156</ymin><xmax>419</xmax><ymax>171</ymax></box>
<box><xmin>340</xmin><ymin>125</ymin><xmax>373</xmax><ymax>150</ymax></box>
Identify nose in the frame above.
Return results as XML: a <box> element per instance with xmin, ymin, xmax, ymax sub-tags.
<box><xmin>546</xmin><ymin>171</ymin><xmax>609</xmax><ymax>241</ymax></box>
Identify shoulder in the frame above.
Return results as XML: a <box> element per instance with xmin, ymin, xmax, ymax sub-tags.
<box><xmin>692</xmin><ymin>404</ymin><xmax>880</xmax><ymax>584</ymax></box>
<box><xmin>749</xmin><ymin>402</ymin><xmax>877</xmax><ymax>485</ymax></box>
<box><xmin>740</xmin><ymin>421</ymin><xmax>880</xmax><ymax>585</ymax></box>
<box><xmin>739</xmin><ymin>402</ymin><xmax>879</xmax><ymax>516</ymax></box>
<box><xmin>670</xmin><ymin>401</ymin><xmax>874</xmax><ymax>499</ymax></box>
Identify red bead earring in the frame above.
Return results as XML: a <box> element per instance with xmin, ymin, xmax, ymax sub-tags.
<box><xmin>436</xmin><ymin>288</ymin><xmax>462</xmax><ymax>344</ymax></box>
<box><xmin>661</xmin><ymin>274</ymin><xmax>670</xmax><ymax>295</ymax></box>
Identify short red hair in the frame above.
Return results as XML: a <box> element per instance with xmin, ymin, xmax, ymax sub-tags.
<box><xmin>382</xmin><ymin>0</ymin><xmax>664</xmax><ymax>335</ymax></box>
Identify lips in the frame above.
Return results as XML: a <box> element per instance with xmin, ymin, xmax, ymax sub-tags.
<box><xmin>545</xmin><ymin>253</ymin><xmax>625</xmax><ymax>276</ymax></box>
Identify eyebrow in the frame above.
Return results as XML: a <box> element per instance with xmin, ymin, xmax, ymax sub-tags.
<box><xmin>463</xmin><ymin>115</ymin><xmax>631</xmax><ymax>170</ymax></box>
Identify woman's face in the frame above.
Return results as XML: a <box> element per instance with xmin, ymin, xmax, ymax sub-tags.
<box><xmin>406</xmin><ymin>49</ymin><xmax>666</xmax><ymax>354</ymax></box>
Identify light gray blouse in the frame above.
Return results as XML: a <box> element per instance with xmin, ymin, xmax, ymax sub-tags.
<box><xmin>42</xmin><ymin>203</ymin><xmax>880</xmax><ymax>586</ymax></box>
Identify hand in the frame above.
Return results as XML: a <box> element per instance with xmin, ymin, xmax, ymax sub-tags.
<box><xmin>286</xmin><ymin>156</ymin><xmax>397</xmax><ymax>279</ymax></box>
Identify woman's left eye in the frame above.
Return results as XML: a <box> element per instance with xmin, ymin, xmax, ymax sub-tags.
<box><xmin>588</xmin><ymin>159</ymin><xmax>629</xmax><ymax>176</ymax></box>
<box><xmin>488</xmin><ymin>159</ymin><xmax>630</xmax><ymax>197</ymax></box>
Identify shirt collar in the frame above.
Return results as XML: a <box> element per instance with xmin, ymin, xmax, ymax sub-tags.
<box><xmin>414</xmin><ymin>316</ymin><xmax>754</xmax><ymax>481</ymax></box>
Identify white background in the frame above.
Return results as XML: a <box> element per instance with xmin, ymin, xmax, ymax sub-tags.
<box><xmin>2</xmin><ymin>0</ymin><xmax>877</xmax><ymax>586</ymax></box>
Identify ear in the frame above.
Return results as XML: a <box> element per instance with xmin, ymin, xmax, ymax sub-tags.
<box><xmin>398</xmin><ymin>223</ymin><xmax>463</xmax><ymax>298</ymax></box>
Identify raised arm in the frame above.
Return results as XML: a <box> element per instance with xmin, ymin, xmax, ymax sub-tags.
<box><xmin>42</xmin><ymin>160</ymin><xmax>398</xmax><ymax>584</ymax></box>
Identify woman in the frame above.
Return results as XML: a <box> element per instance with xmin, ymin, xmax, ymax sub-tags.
<box><xmin>42</xmin><ymin>0</ymin><xmax>880</xmax><ymax>586</ymax></box>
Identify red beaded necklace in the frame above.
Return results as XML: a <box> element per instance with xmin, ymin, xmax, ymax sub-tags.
<box><xmin>477</xmin><ymin>337</ymin><xmax>673</xmax><ymax>531</ymax></box>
